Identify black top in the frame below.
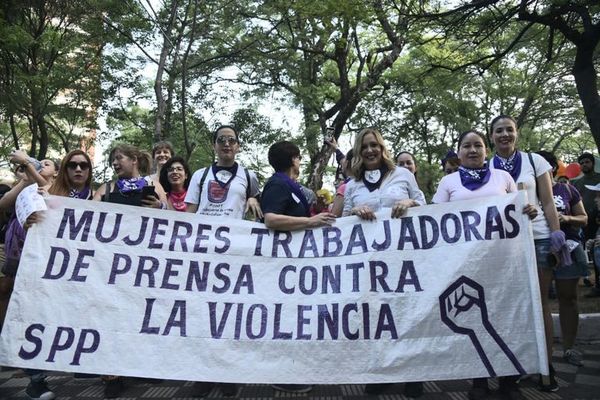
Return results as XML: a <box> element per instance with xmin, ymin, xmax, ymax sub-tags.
<box><xmin>102</xmin><ymin>182</ymin><xmax>146</xmax><ymax>207</ymax></box>
<box><xmin>260</xmin><ymin>174</ymin><xmax>308</xmax><ymax>218</ymax></box>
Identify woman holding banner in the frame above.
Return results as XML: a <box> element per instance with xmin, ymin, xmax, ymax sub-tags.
<box><xmin>93</xmin><ymin>143</ymin><xmax>163</xmax><ymax>398</ymax></box>
<box><xmin>0</xmin><ymin>153</ymin><xmax>59</xmax><ymax>400</ymax></box>
<box><xmin>93</xmin><ymin>143</ymin><xmax>165</xmax><ymax>208</ymax></box>
<box><xmin>489</xmin><ymin>115</ymin><xmax>567</xmax><ymax>394</ymax></box>
<box><xmin>433</xmin><ymin>129</ymin><xmax>537</xmax><ymax>400</ymax></box>
<box><xmin>47</xmin><ymin>150</ymin><xmax>94</xmax><ymax>199</ymax></box>
<box><xmin>343</xmin><ymin>128</ymin><xmax>425</xmax><ymax>221</ymax></box>
<box><xmin>342</xmin><ymin>128</ymin><xmax>425</xmax><ymax>398</ymax></box>
<box><xmin>260</xmin><ymin>140</ymin><xmax>335</xmax><ymax>394</ymax></box>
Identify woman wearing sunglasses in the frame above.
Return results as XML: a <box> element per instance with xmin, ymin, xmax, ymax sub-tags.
<box><xmin>48</xmin><ymin>150</ymin><xmax>93</xmax><ymax>199</ymax></box>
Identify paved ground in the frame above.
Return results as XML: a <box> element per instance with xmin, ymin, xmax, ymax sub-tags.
<box><xmin>0</xmin><ymin>344</ymin><xmax>598</xmax><ymax>400</ymax></box>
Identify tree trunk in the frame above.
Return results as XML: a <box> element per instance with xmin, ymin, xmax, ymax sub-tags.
<box><xmin>37</xmin><ymin>115</ymin><xmax>49</xmax><ymax>160</ymax></box>
<box><xmin>9</xmin><ymin>114</ymin><xmax>19</xmax><ymax>150</ymax></box>
<box><xmin>572</xmin><ymin>41</ymin><xmax>600</xmax><ymax>153</ymax></box>
<box><xmin>153</xmin><ymin>0</ymin><xmax>179</xmax><ymax>143</ymax></box>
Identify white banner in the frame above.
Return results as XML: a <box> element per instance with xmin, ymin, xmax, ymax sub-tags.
<box><xmin>0</xmin><ymin>192</ymin><xmax>548</xmax><ymax>383</ymax></box>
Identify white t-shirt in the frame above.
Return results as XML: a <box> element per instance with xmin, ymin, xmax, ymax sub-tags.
<box><xmin>432</xmin><ymin>169</ymin><xmax>517</xmax><ymax>203</ymax></box>
<box><xmin>490</xmin><ymin>151</ymin><xmax>552</xmax><ymax>239</ymax></box>
<box><xmin>185</xmin><ymin>164</ymin><xmax>260</xmax><ymax>219</ymax></box>
<box><xmin>342</xmin><ymin>166</ymin><xmax>426</xmax><ymax>216</ymax></box>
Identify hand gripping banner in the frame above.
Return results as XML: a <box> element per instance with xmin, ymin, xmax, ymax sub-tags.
<box><xmin>0</xmin><ymin>192</ymin><xmax>548</xmax><ymax>383</ymax></box>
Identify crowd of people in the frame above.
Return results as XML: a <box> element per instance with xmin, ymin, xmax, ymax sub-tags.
<box><xmin>0</xmin><ymin>118</ymin><xmax>597</xmax><ymax>400</ymax></box>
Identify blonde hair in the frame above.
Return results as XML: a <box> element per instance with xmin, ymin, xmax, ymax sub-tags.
<box><xmin>109</xmin><ymin>143</ymin><xmax>152</xmax><ymax>176</ymax></box>
<box><xmin>351</xmin><ymin>127</ymin><xmax>395</xmax><ymax>180</ymax></box>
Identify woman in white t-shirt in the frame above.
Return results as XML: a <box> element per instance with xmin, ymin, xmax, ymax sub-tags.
<box><xmin>433</xmin><ymin>130</ymin><xmax>517</xmax><ymax>203</ymax></box>
<box><xmin>489</xmin><ymin>115</ymin><xmax>566</xmax><ymax>394</ymax></box>
<box><xmin>433</xmin><ymin>129</ymin><xmax>537</xmax><ymax>400</ymax></box>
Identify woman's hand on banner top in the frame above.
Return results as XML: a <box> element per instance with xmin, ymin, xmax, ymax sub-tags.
<box><xmin>352</xmin><ymin>205</ymin><xmax>376</xmax><ymax>221</ymax></box>
<box><xmin>391</xmin><ymin>199</ymin><xmax>419</xmax><ymax>219</ymax></box>
<box><xmin>309</xmin><ymin>212</ymin><xmax>336</xmax><ymax>227</ymax></box>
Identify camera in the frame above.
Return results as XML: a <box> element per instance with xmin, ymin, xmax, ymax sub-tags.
<box><xmin>324</xmin><ymin>126</ymin><xmax>335</xmax><ymax>144</ymax></box>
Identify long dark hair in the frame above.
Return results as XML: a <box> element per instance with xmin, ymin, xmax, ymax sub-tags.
<box><xmin>159</xmin><ymin>156</ymin><xmax>191</xmax><ymax>193</ymax></box>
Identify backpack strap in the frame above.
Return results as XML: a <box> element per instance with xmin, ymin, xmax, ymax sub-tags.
<box><xmin>198</xmin><ymin>166</ymin><xmax>211</xmax><ymax>200</ymax></box>
<box><xmin>244</xmin><ymin>167</ymin><xmax>251</xmax><ymax>200</ymax></box>
<box><xmin>527</xmin><ymin>152</ymin><xmax>540</xmax><ymax>203</ymax></box>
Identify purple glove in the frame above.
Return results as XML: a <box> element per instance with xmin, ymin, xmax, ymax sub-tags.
<box><xmin>549</xmin><ymin>230</ymin><xmax>572</xmax><ymax>267</ymax></box>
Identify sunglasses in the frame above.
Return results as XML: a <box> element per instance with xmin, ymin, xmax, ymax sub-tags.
<box><xmin>216</xmin><ymin>136</ymin><xmax>238</xmax><ymax>145</ymax></box>
<box><xmin>66</xmin><ymin>161</ymin><xmax>90</xmax><ymax>170</ymax></box>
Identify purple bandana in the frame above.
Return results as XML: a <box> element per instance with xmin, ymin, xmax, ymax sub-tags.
<box><xmin>69</xmin><ymin>187</ymin><xmax>91</xmax><ymax>199</ymax></box>
<box><xmin>274</xmin><ymin>172</ymin><xmax>310</xmax><ymax>215</ymax></box>
<box><xmin>493</xmin><ymin>151</ymin><xmax>522</xmax><ymax>181</ymax></box>
<box><xmin>458</xmin><ymin>165</ymin><xmax>491</xmax><ymax>191</ymax></box>
<box><xmin>116</xmin><ymin>177</ymin><xmax>146</xmax><ymax>193</ymax></box>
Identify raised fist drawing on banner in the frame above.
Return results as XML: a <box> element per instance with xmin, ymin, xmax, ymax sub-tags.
<box><xmin>439</xmin><ymin>276</ymin><xmax>526</xmax><ymax>377</ymax></box>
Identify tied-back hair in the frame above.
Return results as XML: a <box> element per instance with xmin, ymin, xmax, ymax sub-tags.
<box><xmin>48</xmin><ymin>150</ymin><xmax>92</xmax><ymax>197</ymax></box>
<box><xmin>351</xmin><ymin>127</ymin><xmax>395</xmax><ymax>181</ymax></box>
<box><xmin>457</xmin><ymin>129</ymin><xmax>487</xmax><ymax>150</ymax></box>
<box><xmin>489</xmin><ymin>114</ymin><xmax>517</xmax><ymax>134</ymax></box>
<box><xmin>109</xmin><ymin>143</ymin><xmax>153</xmax><ymax>176</ymax></box>
<box><xmin>159</xmin><ymin>156</ymin><xmax>191</xmax><ymax>194</ymax></box>
<box><xmin>395</xmin><ymin>150</ymin><xmax>418</xmax><ymax>177</ymax></box>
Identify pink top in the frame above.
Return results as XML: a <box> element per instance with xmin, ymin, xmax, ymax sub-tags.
<box><xmin>336</xmin><ymin>182</ymin><xmax>347</xmax><ymax>196</ymax></box>
<box><xmin>432</xmin><ymin>168</ymin><xmax>517</xmax><ymax>203</ymax></box>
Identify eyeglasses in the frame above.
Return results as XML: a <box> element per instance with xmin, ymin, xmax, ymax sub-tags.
<box><xmin>168</xmin><ymin>166</ymin><xmax>185</xmax><ymax>173</ymax></box>
<box><xmin>216</xmin><ymin>136</ymin><xmax>238</xmax><ymax>145</ymax></box>
<box><xmin>66</xmin><ymin>161</ymin><xmax>90</xmax><ymax>170</ymax></box>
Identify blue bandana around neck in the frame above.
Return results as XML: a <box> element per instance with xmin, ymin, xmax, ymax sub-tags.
<box><xmin>362</xmin><ymin>165</ymin><xmax>389</xmax><ymax>192</ymax></box>
<box><xmin>69</xmin><ymin>186</ymin><xmax>91</xmax><ymax>199</ymax></box>
<box><xmin>458</xmin><ymin>165</ymin><xmax>491</xmax><ymax>191</ymax></box>
<box><xmin>116</xmin><ymin>177</ymin><xmax>147</xmax><ymax>193</ymax></box>
<box><xmin>274</xmin><ymin>172</ymin><xmax>310</xmax><ymax>216</ymax></box>
<box><xmin>493</xmin><ymin>151</ymin><xmax>522</xmax><ymax>181</ymax></box>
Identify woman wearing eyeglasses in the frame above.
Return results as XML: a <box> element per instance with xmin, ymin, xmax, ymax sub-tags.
<box><xmin>48</xmin><ymin>150</ymin><xmax>93</xmax><ymax>199</ymax></box>
<box><xmin>158</xmin><ymin>156</ymin><xmax>191</xmax><ymax>211</ymax></box>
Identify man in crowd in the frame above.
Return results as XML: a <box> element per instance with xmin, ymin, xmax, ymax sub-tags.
<box><xmin>572</xmin><ymin>153</ymin><xmax>600</xmax><ymax>296</ymax></box>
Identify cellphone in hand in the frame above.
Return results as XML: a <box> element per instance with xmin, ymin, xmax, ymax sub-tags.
<box><xmin>141</xmin><ymin>185</ymin><xmax>158</xmax><ymax>199</ymax></box>
<box><xmin>324</xmin><ymin>126</ymin><xmax>335</xmax><ymax>144</ymax></box>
